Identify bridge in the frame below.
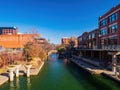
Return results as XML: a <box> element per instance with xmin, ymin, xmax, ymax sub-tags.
<box><xmin>48</xmin><ymin>50</ymin><xmax>57</xmax><ymax>55</ymax></box>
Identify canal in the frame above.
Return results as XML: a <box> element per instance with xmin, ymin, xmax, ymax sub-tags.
<box><xmin>0</xmin><ymin>54</ymin><xmax>120</xmax><ymax>90</ymax></box>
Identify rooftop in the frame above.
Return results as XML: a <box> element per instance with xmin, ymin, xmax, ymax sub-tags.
<box><xmin>0</xmin><ymin>27</ymin><xmax>17</xmax><ymax>30</ymax></box>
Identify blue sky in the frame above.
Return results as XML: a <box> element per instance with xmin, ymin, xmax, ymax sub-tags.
<box><xmin>0</xmin><ymin>0</ymin><xmax>120</xmax><ymax>44</ymax></box>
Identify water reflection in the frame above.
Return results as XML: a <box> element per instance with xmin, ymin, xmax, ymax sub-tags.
<box><xmin>9</xmin><ymin>77</ymin><xmax>31</xmax><ymax>90</ymax></box>
<box><xmin>10</xmin><ymin>81</ymin><xmax>15</xmax><ymax>90</ymax></box>
<box><xmin>16</xmin><ymin>78</ymin><xmax>20</xmax><ymax>89</ymax></box>
<box><xmin>63</xmin><ymin>59</ymin><xmax>68</xmax><ymax>64</ymax></box>
<box><xmin>1</xmin><ymin>54</ymin><xmax>120</xmax><ymax>90</ymax></box>
<box><xmin>48</xmin><ymin>54</ymin><xmax>58</xmax><ymax>61</ymax></box>
<box><xmin>27</xmin><ymin>78</ymin><xmax>31</xmax><ymax>90</ymax></box>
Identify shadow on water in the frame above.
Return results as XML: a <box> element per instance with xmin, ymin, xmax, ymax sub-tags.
<box><xmin>64</xmin><ymin>59</ymin><xmax>120</xmax><ymax>90</ymax></box>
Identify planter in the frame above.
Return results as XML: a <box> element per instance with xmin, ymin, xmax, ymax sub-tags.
<box><xmin>25</xmin><ymin>64</ymin><xmax>32</xmax><ymax>69</ymax></box>
<box><xmin>14</xmin><ymin>64</ymin><xmax>21</xmax><ymax>77</ymax></box>
<box><xmin>25</xmin><ymin>64</ymin><xmax>32</xmax><ymax>77</ymax></box>
<box><xmin>7</xmin><ymin>66</ymin><xmax>15</xmax><ymax>82</ymax></box>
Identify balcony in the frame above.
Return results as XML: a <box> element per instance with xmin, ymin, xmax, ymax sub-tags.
<box><xmin>77</xmin><ymin>45</ymin><xmax>120</xmax><ymax>51</ymax></box>
<box><xmin>101</xmin><ymin>45</ymin><xmax>120</xmax><ymax>51</ymax></box>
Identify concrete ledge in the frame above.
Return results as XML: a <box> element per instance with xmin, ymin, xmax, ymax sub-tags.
<box><xmin>0</xmin><ymin>75</ymin><xmax>9</xmax><ymax>86</ymax></box>
<box><xmin>0</xmin><ymin>62</ymin><xmax>45</xmax><ymax>86</ymax></box>
<box><xmin>102</xmin><ymin>72</ymin><xmax>120</xmax><ymax>83</ymax></box>
<box><xmin>82</xmin><ymin>58</ymin><xmax>100</xmax><ymax>67</ymax></box>
<box><xmin>70</xmin><ymin>59</ymin><xmax>95</xmax><ymax>74</ymax></box>
<box><xmin>30</xmin><ymin>62</ymin><xmax>44</xmax><ymax>75</ymax></box>
<box><xmin>70</xmin><ymin>58</ymin><xmax>106</xmax><ymax>75</ymax></box>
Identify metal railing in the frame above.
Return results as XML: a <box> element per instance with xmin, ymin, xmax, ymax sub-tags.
<box><xmin>101</xmin><ymin>45</ymin><xmax>120</xmax><ymax>51</ymax></box>
<box><xmin>77</xmin><ymin>45</ymin><xmax>120</xmax><ymax>51</ymax></box>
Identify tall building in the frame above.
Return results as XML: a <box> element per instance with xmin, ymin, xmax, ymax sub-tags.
<box><xmin>61</xmin><ymin>37</ymin><xmax>70</xmax><ymax>45</ymax></box>
<box><xmin>78</xmin><ymin>4</ymin><xmax>120</xmax><ymax>50</ymax></box>
<box><xmin>0</xmin><ymin>34</ymin><xmax>40</xmax><ymax>49</ymax></box>
<box><xmin>78</xmin><ymin>29</ymin><xmax>98</xmax><ymax>49</ymax></box>
<box><xmin>76</xmin><ymin>4</ymin><xmax>120</xmax><ymax>70</ymax></box>
<box><xmin>0</xmin><ymin>27</ymin><xmax>41</xmax><ymax>49</ymax></box>
<box><xmin>0</xmin><ymin>27</ymin><xmax>18</xmax><ymax>35</ymax></box>
<box><xmin>98</xmin><ymin>4</ymin><xmax>120</xmax><ymax>49</ymax></box>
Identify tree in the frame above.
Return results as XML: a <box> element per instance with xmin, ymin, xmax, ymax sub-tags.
<box><xmin>0</xmin><ymin>52</ymin><xmax>10</xmax><ymax>67</ymax></box>
<box><xmin>39</xmin><ymin>49</ymin><xmax>47</xmax><ymax>61</ymax></box>
<box><xmin>69</xmin><ymin>39</ymin><xmax>75</xmax><ymax>48</ymax></box>
<box><xmin>42</xmin><ymin>40</ymin><xmax>53</xmax><ymax>53</ymax></box>
<box><xmin>24</xmin><ymin>43</ymin><xmax>48</xmax><ymax>62</ymax></box>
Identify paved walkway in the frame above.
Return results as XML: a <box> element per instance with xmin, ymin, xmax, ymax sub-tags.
<box><xmin>72</xmin><ymin>55</ymin><xmax>100</xmax><ymax>67</ymax></box>
<box><xmin>18</xmin><ymin>62</ymin><xmax>44</xmax><ymax>76</ymax></box>
<box><xmin>71</xmin><ymin>56</ymin><xmax>114</xmax><ymax>74</ymax></box>
<box><xmin>102</xmin><ymin>72</ymin><xmax>120</xmax><ymax>83</ymax></box>
<box><xmin>30</xmin><ymin>62</ymin><xmax>44</xmax><ymax>75</ymax></box>
<box><xmin>0</xmin><ymin>75</ymin><xmax>8</xmax><ymax>86</ymax></box>
<box><xmin>71</xmin><ymin>56</ymin><xmax>120</xmax><ymax>83</ymax></box>
<box><xmin>70</xmin><ymin>58</ymin><xmax>104</xmax><ymax>74</ymax></box>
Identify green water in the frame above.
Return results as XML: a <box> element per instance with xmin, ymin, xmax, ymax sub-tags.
<box><xmin>0</xmin><ymin>54</ymin><xmax>120</xmax><ymax>90</ymax></box>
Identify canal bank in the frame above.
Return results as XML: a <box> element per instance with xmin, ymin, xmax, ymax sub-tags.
<box><xmin>1</xmin><ymin>54</ymin><xmax>120</xmax><ymax>90</ymax></box>
<box><xmin>70</xmin><ymin>55</ymin><xmax>120</xmax><ymax>85</ymax></box>
<box><xmin>0</xmin><ymin>61</ymin><xmax>44</xmax><ymax>86</ymax></box>
<box><xmin>0</xmin><ymin>76</ymin><xmax>9</xmax><ymax>86</ymax></box>
<box><xmin>69</xmin><ymin>58</ymin><xmax>120</xmax><ymax>90</ymax></box>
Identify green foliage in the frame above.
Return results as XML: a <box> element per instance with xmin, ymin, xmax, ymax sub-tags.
<box><xmin>9</xmin><ymin>65</ymin><xmax>15</xmax><ymax>68</ymax></box>
<box><xmin>14</xmin><ymin>61</ymin><xmax>19</xmax><ymax>65</ymax></box>
<box><xmin>26</xmin><ymin>62</ymin><xmax>31</xmax><ymax>65</ymax></box>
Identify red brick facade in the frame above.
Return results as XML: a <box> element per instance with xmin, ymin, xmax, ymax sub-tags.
<box><xmin>62</xmin><ymin>37</ymin><xmax>70</xmax><ymax>45</ymax></box>
<box><xmin>0</xmin><ymin>34</ymin><xmax>40</xmax><ymax>49</ymax></box>
<box><xmin>98</xmin><ymin>4</ymin><xmax>120</xmax><ymax>48</ymax></box>
<box><xmin>62</xmin><ymin>37</ymin><xmax>78</xmax><ymax>47</ymax></box>
<box><xmin>0</xmin><ymin>27</ymin><xmax>18</xmax><ymax>35</ymax></box>
<box><xmin>78</xmin><ymin>4</ymin><xmax>120</xmax><ymax>50</ymax></box>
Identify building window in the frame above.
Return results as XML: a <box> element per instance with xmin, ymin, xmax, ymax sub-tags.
<box><xmin>100</xmin><ymin>28</ymin><xmax>107</xmax><ymax>36</ymax></box>
<box><xmin>91</xmin><ymin>33</ymin><xmax>95</xmax><ymax>38</ymax></box>
<box><xmin>83</xmin><ymin>36</ymin><xmax>88</xmax><ymax>41</ymax></box>
<box><xmin>78</xmin><ymin>37</ymin><xmax>82</xmax><ymax>42</ymax></box>
<box><xmin>100</xmin><ymin>19</ymin><xmax>107</xmax><ymax>26</ymax></box>
<box><xmin>108</xmin><ymin>24</ymin><xmax>118</xmax><ymax>34</ymax></box>
<box><xmin>88</xmin><ymin>34</ymin><xmax>91</xmax><ymax>39</ymax></box>
<box><xmin>109</xmin><ymin>13</ymin><xmax>118</xmax><ymax>23</ymax></box>
<box><xmin>108</xmin><ymin>36</ymin><xmax>117</xmax><ymax>45</ymax></box>
<box><xmin>100</xmin><ymin>39</ymin><xmax>107</xmax><ymax>47</ymax></box>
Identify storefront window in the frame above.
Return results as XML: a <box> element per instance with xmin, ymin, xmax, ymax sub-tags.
<box><xmin>100</xmin><ymin>28</ymin><xmax>107</xmax><ymax>36</ymax></box>
<box><xmin>109</xmin><ymin>13</ymin><xmax>118</xmax><ymax>23</ymax></box>
<box><xmin>100</xmin><ymin>19</ymin><xmax>107</xmax><ymax>26</ymax></box>
<box><xmin>108</xmin><ymin>24</ymin><xmax>118</xmax><ymax>34</ymax></box>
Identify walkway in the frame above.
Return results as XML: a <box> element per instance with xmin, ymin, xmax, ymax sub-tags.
<box><xmin>70</xmin><ymin>57</ymin><xmax>106</xmax><ymax>74</ymax></box>
<box><xmin>0</xmin><ymin>75</ymin><xmax>8</xmax><ymax>85</ymax></box>
<box><xmin>71</xmin><ymin>56</ymin><xmax>120</xmax><ymax>83</ymax></box>
<box><xmin>72</xmin><ymin>55</ymin><xmax>100</xmax><ymax>67</ymax></box>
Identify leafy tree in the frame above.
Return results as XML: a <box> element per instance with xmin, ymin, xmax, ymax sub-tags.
<box><xmin>69</xmin><ymin>39</ymin><xmax>75</xmax><ymax>48</ymax></box>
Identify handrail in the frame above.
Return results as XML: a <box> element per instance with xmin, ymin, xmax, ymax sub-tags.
<box><xmin>77</xmin><ymin>45</ymin><xmax>120</xmax><ymax>51</ymax></box>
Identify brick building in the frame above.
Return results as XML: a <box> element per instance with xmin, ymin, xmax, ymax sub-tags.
<box><xmin>0</xmin><ymin>34</ymin><xmax>40</xmax><ymax>49</ymax></box>
<box><xmin>78</xmin><ymin>29</ymin><xmax>98</xmax><ymax>49</ymax></box>
<box><xmin>62</xmin><ymin>37</ymin><xmax>78</xmax><ymax>47</ymax></box>
<box><xmin>98</xmin><ymin>4</ymin><xmax>120</xmax><ymax>49</ymax></box>
<box><xmin>78</xmin><ymin>4</ymin><xmax>120</xmax><ymax>50</ymax></box>
<box><xmin>0</xmin><ymin>27</ymin><xmax>18</xmax><ymax>35</ymax></box>
<box><xmin>75</xmin><ymin>4</ymin><xmax>120</xmax><ymax>70</ymax></box>
<box><xmin>61</xmin><ymin>37</ymin><xmax>70</xmax><ymax>45</ymax></box>
<box><xmin>0</xmin><ymin>27</ymin><xmax>41</xmax><ymax>49</ymax></box>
